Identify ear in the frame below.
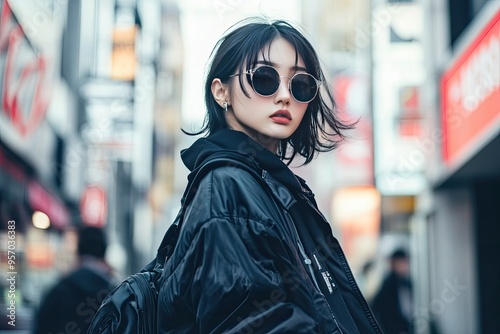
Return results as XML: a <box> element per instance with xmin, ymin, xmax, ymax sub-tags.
<box><xmin>211</xmin><ymin>78</ymin><xmax>230</xmax><ymax>107</ymax></box>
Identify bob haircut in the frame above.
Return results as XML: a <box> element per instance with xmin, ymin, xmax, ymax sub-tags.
<box><xmin>188</xmin><ymin>18</ymin><xmax>354</xmax><ymax>165</ymax></box>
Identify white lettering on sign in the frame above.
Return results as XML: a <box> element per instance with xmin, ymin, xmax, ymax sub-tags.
<box><xmin>449</xmin><ymin>26</ymin><xmax>500</xmax><ymax>113</ymax></box>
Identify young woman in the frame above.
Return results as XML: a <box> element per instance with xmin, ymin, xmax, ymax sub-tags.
<box><xmin>157</xmin><ymin>18</ymin><xmax>383</xmax><ymax>333</ymax></box>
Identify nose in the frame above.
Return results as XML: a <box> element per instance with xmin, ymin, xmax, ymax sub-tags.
<box><xmin>273</xmin><ymin>77</ymin><xmax>291</xmax><ymax>105</ymax></box>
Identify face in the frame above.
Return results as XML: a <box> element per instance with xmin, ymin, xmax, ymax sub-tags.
<box><xmin>392</xmin><ymin>258</ymin><xmax>410</xmax><ymax>277</ymax></box>
<box><xmin>216</xmin><ymin>37</ymin><xmax>310</xmax><ymax>152</ymax></box>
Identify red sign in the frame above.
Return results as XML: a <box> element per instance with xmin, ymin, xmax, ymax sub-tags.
<box><xmin>80</xmin><ymin>185</ymin><xmax>108</xmax><ymax>227</ymax></box>
<box><xmin>0</xmin><ymin>1</ymin><xmax>50</xmax><ymax>137</ymax></box>
<box><xmin>441</xmin><ymin>10</ymin><xmax>500</xmax><ymax>164</ymax></box>
<box><xmin>333</xmin><ymin>74</ymin><xmax>373</xmax><ymax>183</ymax></box>
<box><xmin>399</xmin><ymin>86</ymin><xmax>422</xmax><ymax>137</ymax></box>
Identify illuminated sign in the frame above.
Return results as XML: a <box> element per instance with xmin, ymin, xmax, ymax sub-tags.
<box><xmin>80</xmin><ymin>185</ymin><xmax>108</xmax><ymax>227</ymax></box>
<box><xmin>441</xmin><ymin>10</ymin><xmax>500</xmax><ymax>164</ymax></box>
<box><xmin>111</xmin><ymin>26</ymin><xmax>137</xmax><ymax>80</ymax></box>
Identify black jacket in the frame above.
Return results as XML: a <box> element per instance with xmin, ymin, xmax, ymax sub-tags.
<box><xmin>157</xmin><ymin>130</ymin><xmax>382</xmax><ymax>333</ymax></box>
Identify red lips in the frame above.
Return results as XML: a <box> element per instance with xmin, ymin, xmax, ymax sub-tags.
<box><xmin>270</xmin><ymin>109</ymin><xmax>292</xmax><ymax>121</ymax></box>
<box><xmin>270</xmin><ymin>109</ymin><xmax>292</xmax><ymax>125</ymax></box>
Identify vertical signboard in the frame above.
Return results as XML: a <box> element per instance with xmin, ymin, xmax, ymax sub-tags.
<box><xmin>80</xmin><ymin>185</ymin><xmax>108</xmax><ymax>227</ymax></box>
<box><xmin>111</xmin><ymin>25</ymin><xmax>137</xmax><ymax>80</ymax></box>
<box><xmin>372</xmin><ymin>2</ymin><xmax>427</xmax><ymax>195</ymax></box>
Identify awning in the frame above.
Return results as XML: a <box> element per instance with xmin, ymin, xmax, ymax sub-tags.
<box><xmin>27</xmin><ymin>180</ymin><xmax>70</xmax><ymax>229</ymax></box>
<box><xmin>0</xmin><ymin>140</ymin><xmax>70</xmax><ymax>229</ymax></box>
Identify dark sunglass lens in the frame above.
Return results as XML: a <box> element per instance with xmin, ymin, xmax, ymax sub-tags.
<box><xmin>291</xmin><ymin>74</ymin><xmax>318</xmax><ymax>102</ymax></box>
<box><xmin>252</xmin><ymin>67</ymin><xmax>280</xmax><ymax>96</ymax></box>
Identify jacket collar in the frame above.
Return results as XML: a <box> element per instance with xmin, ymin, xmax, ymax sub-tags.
<box><xmin>181</xmin><ymin>129</ymin><xmax>304</xmax><ymax>196</ymax></box>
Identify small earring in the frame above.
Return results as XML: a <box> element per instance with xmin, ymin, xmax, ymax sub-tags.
<box><xmin>223</xmin><ymin>101</ymin><xmax>228</xmax><ymax>113</ymax></box>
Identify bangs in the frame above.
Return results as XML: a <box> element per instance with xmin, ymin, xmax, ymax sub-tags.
<box><xmin>234</xmin><ymin>25</ymin><xmax>319</xmax><ymax>99</ymax></box>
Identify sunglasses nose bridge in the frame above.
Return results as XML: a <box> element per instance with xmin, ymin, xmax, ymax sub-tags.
<box><xmin>273</xmin><ymin>74</ymin><xmax>294</xmax><ymax>101</ymax></box>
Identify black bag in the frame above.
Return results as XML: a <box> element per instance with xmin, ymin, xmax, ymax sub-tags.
<box><xmin>87</xmin><ymin>154</ymin><xmax>263</xmax><ymax>334</ymax></box>
<box><xmin>87</xmin><ymin>196</ymin><xmax>188</xmax><ymax>333</ymax></box>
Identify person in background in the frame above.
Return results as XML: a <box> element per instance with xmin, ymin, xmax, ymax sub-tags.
<box><xmin>371</xmin><ymin>248</ymin><xmax>413</xmax><ymax>334</ymax></box>
<box><xmin>33</xmin><ymin>226</ymin><xmax>116</xmax><ymax>334</ymax></box>
<box><xmin>156</xmin><ymin>18</ymin><xmax>383</xmax><ymax>333</ymax></box>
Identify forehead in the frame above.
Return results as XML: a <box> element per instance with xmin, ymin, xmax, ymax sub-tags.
<box><xmin>254</xmin><ymin>37</ymin><xmax>305</xmax><ymax>67</ymax></box>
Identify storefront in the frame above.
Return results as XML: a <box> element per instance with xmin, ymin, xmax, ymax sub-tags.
<box><xmin>413</xmin><ymin>3</ymin><xmax>499</xmax><ymax>333</ymax></box>
<box><xmin>0</xmin><ymin>1</ymin><xmax>74</xmax><ymax>329</ymax></box>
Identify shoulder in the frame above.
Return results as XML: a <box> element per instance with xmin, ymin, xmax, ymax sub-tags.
<box><xmin>197</xmin><ymin>164</ymin><xmax>270</xmax><ymax>200</ymax></box>
<box><xmin>182</xmin><ymin>165</ymin><xmax>286</xmax><ymax>231</ymax></box>
<box><xmin>39</xmin><ymin>272</ymin><xmax>78</xmax><ymax>304</ymax></box>
<box><xmin>188</xmin><ymin>165</ymin><xmax>271</xmax><ymax>215</ymax></box>
<box><xmin>210</xmin><ymin>164</ymin><xmax>266</xmax><ymax>193</ymax></box>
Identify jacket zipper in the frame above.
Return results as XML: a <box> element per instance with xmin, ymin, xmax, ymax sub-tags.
<box><xmin>297</xmin><ymin>241</ymin><xmax>321</xmax><ymax>291</ymax></box>
<box><xmin>293</xmin><ymin>223</ymin><xmax>344</xmax><ymax>334</ymax></box>
<box><xmin>303</xmin><ymin>200</ymin><xmax>383</xmax><ymax>334</ymax></box>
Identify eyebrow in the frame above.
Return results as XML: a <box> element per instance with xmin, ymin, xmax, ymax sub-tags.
<box><xmin>255</xmin><ymin>60</ymin><xmax>307</xmax><ymax>72</ymax></box>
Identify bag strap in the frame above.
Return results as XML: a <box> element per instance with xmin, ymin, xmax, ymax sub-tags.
<box><xmin>153</xmin><ymin>152</ymin><xmax>264</xmax><ymax>268</ymax></box>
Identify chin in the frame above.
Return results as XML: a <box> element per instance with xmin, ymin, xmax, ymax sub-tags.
<box><xmin>273</xmin><ymin>129</ymin><xmax>296</xmax><ymax>139</ymax></box>
<box><xmin>263</xmin><ymin>132</ymin><xmax>290</xmax><ymax>140</ymax></box>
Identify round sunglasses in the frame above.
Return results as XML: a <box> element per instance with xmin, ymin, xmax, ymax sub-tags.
<box><xmin>228</xmin><ymin>65</ymin><xmax>321</xmax><ymax>103</ymax></box>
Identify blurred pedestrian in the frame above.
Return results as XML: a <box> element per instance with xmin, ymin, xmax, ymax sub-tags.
<box><xmin>33</xmin><ymin>226</ymin><xmax>116</xmax><ymax>334</ymax></box>
<box><xmin>156</xmin><ymin>18</ymin><xmax>382</xmax><ymax>333</ymax></box>
<box><xmin>371</xmin><ymin>248</ymin><xmax>413</xmax><ymax>334</ymax></box>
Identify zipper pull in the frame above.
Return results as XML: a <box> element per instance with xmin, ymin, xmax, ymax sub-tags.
<box><xmin>297</xmin><ymin>242</ymin><xmax>322</xmax><ymax>292</ymax></box>
<box><xmin>297</xmin><ymin>242</ymin><xmax>311</xmax><ymax>264</ymax></box>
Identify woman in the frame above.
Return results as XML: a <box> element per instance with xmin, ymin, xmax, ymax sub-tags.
<box><xmin>158</xmin><ymin>18</ymin><xmax>383</xmax><ymax>333</ymax></box>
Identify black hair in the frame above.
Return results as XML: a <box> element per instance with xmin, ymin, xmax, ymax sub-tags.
<box><xmin>186</xmin><ymin>17</ymin><xmax>355</xmax><ymax>165</ymax></box>
<box><xmin>390</xmin><ymin>248</ymin><xmax>409</xmax><ymax>260</ymax></box>
<box><xmin>77</xmin><ymin>226</ymin><xmax>107</xmax><ymax>259</ymax></box>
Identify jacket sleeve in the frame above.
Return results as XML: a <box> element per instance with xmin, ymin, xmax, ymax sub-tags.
<box><xmin>157</xmin><ymin>214</ymin><xmax>320</xmax><ymax>334</ymax></box>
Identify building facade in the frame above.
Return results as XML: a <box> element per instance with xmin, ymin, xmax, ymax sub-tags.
<box><xmin>413</xmin><ymin>0</ymin><xmax>499</xmax><ymax>333</ymax></box>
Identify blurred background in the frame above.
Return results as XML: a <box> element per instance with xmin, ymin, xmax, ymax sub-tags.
<box><xmin>0</xmin><ymin>0</ymin><xmax>498</xmax><ymax>332</ymax></box>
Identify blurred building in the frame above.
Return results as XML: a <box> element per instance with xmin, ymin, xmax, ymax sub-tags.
<box><xmin>0</xmin><ymin>0</ymin><xmax>182</xmax><ymax>329</ymax></box>
<box><xmin>59</xmin><ymin>0</ymin><xmax>183</xmax><ymax>274</ymax></box>
<box><xmin>369</xmin><ymin>0</ymin><xmax>499</xmax><ymax>333</ymax></box>
<box><xmin>370</xmin><ymin>0</ymin><xmax>425</xmax><ymax>308</ymax></box>
<box><xmin>412</xmin><ymin>0</ymin><xmax>500</xmax><ymax>333</ymax></box>
<box><xmin>0</xmin><ymin>0</ymin><xmax>74</xmax><ymax>329</ymax></box>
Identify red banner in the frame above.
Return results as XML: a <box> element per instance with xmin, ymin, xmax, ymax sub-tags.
<box><xmin>441</xmin><ymin>10</ymin><xmax>500</xmax><ymax>164</ymax></box>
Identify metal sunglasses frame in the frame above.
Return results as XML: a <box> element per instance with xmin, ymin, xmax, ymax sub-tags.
<box><xmin>228</xmin><ymin>65</ymin><xmax>321</xmax><ymax>103</ymax></box>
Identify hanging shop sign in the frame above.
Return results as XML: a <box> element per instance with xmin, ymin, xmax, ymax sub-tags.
<box><xmin>80</xmin><ymin>185</ymin><xmax>108</xmax><ymax>227</ymax></box>
<box><xmin>111</xmin><ymin>25</ymin><xmax>137</xmax><ymax>80</ymax></box>
<box><xmin>441</xmin><ymin>10</ymin><xmax>500</xmax><ymax>165</ymax></box>
<box><xmin>0</xmin><ymin>1</ymin><xmax>50</xmax><ymax>137</ymax></box>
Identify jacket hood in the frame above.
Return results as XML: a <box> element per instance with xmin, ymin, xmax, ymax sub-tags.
<box><xmin>181</xmin><ymin>129</ymin><xmax>304</xmax><ymax>195</ymax></box>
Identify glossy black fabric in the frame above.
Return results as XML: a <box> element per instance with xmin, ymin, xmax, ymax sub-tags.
<box><xmin>157</xmin><ymin>130</ymin><xmax>382</xmax><ymax>333</ymax></box>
